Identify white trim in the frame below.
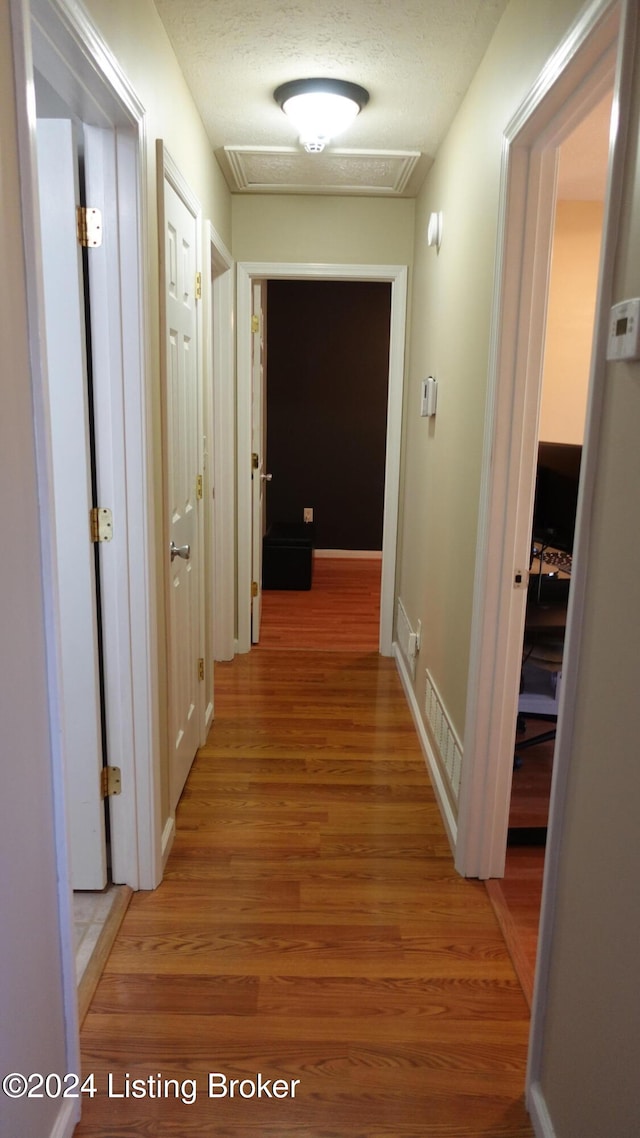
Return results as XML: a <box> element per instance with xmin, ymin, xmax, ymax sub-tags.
<box><xmin>10</xmin><ymin>0</ymin><xmax>82</xmax><ymax>1103</ymax></box>
<box><xmin>314</xmin><ymin>549</ymin><xmax>383</xmax><ymax>560</ymax></box>
<box><xmin>457</xmin><ymin>0</ymin><xmax>623</xmax><ymax>882</ymax></box>
<box><xmin>27</xmin><ymin>0</ymin><xmax>162</xmax><ymax>895</ymax></box>
<box><xmin>527</xmin><ymin>1080</ymin><xmax>558</xmax><ymax>1138</ymax></box>
<box><xmin>527</xmin><ymin>0</ymin><xmax>636</xmax><ymax>1106</ymax></box>
<box><xmin>205</xmin><ymin>699</ymin><xmax>214</xmax><ymax>729</ymax></box>
<box><xmin>206</xmin><ymin>222</ymin><xmax>235</xmax><ymax>662</ymax></box>
<box><xmin>237</xmin><ymin>261</ymin><xmax>408</xmax><ymax>657</ymax></box>
<box><xmin>161</xmin><ymin>815</ymin><xmax>176</xmax><ymax>870</ymax></box>
<box><xmin>445</xmin><ymin>0</ymin><xmax>635</xmax><ymax>1122</ymax></box>
<box><xmin>10</xmin><ymin>0</ymin><xmax>161</xmax><ymax>1115</ymax></box>
<box><xmin>394</xmin><ymin>645</ymin><xmax>457</xmax><ymax>852</ymax></box>
<box><xmin>48</xmin><ymin>1098</ymin><xmax>77</xmax><ymax>1138</ymax></box>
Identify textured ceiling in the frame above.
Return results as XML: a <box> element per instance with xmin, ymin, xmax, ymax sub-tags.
<box><xmin>153</xmin><ymin>0</ymin><xmax>509</xmax><ymax>195</ymax></box>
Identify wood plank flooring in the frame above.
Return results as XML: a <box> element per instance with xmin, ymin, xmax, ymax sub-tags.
<box><xmin>259</xmin><ymin>556</ymin><xmax>381</xmax><ymax>651</ymax></box>
<box><xmin>76</xmin><ymin>645</ymin><xmax>534</xmax><ymax>1137</ymax></box>
<box><xmin>509</xmin><ymin>728</ymin><xmax>553</xmax><ymax>830</ymax></box>
<box><xmin>487</xmin><ymin>723</ymin><xmax>551</xmax><ymax>1005</ymax></box>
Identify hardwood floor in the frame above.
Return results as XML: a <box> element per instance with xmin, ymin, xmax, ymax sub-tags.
<box><xmin>485</xmin><ymin>726</ymin><xmax>552</xmax><ymax>1007</ymax></box>
<box><xmin>486</xmin><ymin>850</ymin><xmax>545</xmax><ymax>1010</ymax></box>
<box><xmin>509</xmin><ymin>727</ymin><xmax>554</xmax><ymax>831</ymax></box>
<box><xmin>75</xmin><ymin>564</ymin><xmax>534</xmax><ymax>1136</ymax></box>
<box><xmin>259</xmin><ymin>556</ymin><xmax>381</xmax><ymax>651</ymax></box>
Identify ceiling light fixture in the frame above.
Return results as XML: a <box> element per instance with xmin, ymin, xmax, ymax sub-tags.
<box><xmin>274</xmin><ymin>78</ymin><xmax>369</xmax><ymax>153</ymax></box>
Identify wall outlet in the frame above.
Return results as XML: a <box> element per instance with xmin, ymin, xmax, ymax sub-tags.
<box><xmin>303</xmin><ymin>507</ymin><xmax>313</xmax><ymax>523</ymax></box>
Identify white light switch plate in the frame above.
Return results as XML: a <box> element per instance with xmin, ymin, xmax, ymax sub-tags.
<box><xmin>420</xmin><ymin>376</ymin><xmax>438</xmax><ymax>417</ymax></box>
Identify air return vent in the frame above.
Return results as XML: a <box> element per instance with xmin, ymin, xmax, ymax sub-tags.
<box><xmin>425</xmin><ymin>670</ymin><xmax>463</xmax><ymax>798</ymax></box>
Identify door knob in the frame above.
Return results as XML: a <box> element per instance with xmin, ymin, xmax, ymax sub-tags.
<box><xmin>170</xmin><ymin>541</ymin><xmax>191</xmax><ymax>561</ymax></box>
<box><xmin>261</xmin><ymin>472</ymin><xmax>273</xmax><ymax>481</ymax></box>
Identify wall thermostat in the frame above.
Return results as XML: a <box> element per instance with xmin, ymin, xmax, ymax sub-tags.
<box><xmin>606</xmin><ymin>297</ymin><xmax>640</xmax><ymax>361</ymax></box>
<box><xmin>420</xmin><ymin>376</ymin><xmax>438</xmax><ymax>417</ymax></box>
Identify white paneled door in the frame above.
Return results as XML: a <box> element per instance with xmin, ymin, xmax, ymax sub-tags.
<box><xmin>36</xmin><ymin>119</ymin><xmax>107</xmax><ymax>890</ymax></box>
<box><xmin>162</xmin><ymin>171</ymin><xmax>202</xmax><ymax>812</ymax></box>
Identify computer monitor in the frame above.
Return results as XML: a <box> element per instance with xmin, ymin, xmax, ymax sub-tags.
<box><xmin>532</xmin><ymin>442</ymin><xmax>582</xmax><ymax>553</ymax></box>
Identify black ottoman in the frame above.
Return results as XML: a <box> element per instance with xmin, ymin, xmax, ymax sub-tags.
<box><xmin>262</xmin><ymin>523</ymin><xmax>314</xmax><ymax>590</ymax></box>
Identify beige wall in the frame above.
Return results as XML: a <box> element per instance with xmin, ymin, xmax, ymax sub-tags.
<box><xmin>535</xmin><ymin>25</ymin><xmax>640</xmax><ymax>1135</ymax></box>
<box><xmin>539</xmin><ymin>200</ymin><xmax>604</xmax><ymax>444</ymax></box>
<box><xmin>232</xmin><ymin>194</ymin><xmax>415</xmax><ymax>265</ymax></box>
<box><xmin>81</xmin><ymin>0</ymin><xmax>232</xmax><ymax>826</ymax></box>
<box><xmin>84</xmin><ymin>0</ymin><xmax>231</xmax><ymax>245</ymax></box>
<box><xmin>396</xmin><ymin>0</ymin><xmax>586</xmax><ymax>774</ymax></box>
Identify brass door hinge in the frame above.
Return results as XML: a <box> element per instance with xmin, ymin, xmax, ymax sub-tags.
<box><xmin>196</xmin><ymin>474</ymin><xmax>203</xmax><ymax>500</ymax></box>
<box><xmin>195</xmin><ymin>271</ymin><xmax>202</xmax><ymax>300</ymax></box>
<box><xmin>198</xmin><ymin>658</ymin><xmax>205</xmax><ymax>681</ymax></box>
<box><xmin>251</xmin><ymin>581</ymin><xmax>258</xmax><ymax>598</ymax></box>
<box><xmin>251</xmin><ymin>314</ymin><xmax>260</xmax><ymax>333</ymax></box>
<box><xmin>101</xmin><ymin>766</ymin><xmax>121</xmax><ymax>798</ymax></box>
<box><xmin>77</xmin><ymin>206</ymin><xmax>103</xmax><ymax>248</ymax></box>
<box><xmin>90</xmin><ymin>507</ymin><xmax>113</xmax><ymax>543</ymax></box>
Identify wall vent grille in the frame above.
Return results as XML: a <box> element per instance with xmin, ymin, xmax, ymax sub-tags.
<box><xmin>425</xmin><ymin>670</ymin><xmax>463</xmax><ymax>798</ymax></box>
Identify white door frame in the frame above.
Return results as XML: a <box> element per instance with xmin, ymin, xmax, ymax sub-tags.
<box><xmin>236</xmin><ymin>261</ymin><xmax>408</xmax><ymax>656</ymax></box>
<box><xmin>457</xmin><ymin>0</ymin><xmax>632</xmax><ymax>881</ymax></box>
<box><xmin>204</xmin><ymin>223</ymin><xmax>235</xmax><ymax>673</ymax></box>
<box><xmin>250</xmin><ymin>280</ymin><xmax>267</xmax><ymax>644</ymax></box>
<box><xmin>11</xmin><ymin>0</ymin><xmax>161</xmax><ymax>1116</ymax></box>
<box><xmin>454</xmin><ymin>0</ymin><xmax>634</xmax><ymax>880</ymax></box>
<box><xmin>15</xmin><ymin>0</ymin><xmax>161</xmax><ymax>880</ymax></box>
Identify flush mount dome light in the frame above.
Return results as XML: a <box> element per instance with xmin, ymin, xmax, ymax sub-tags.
<box><xmin>274</xmin><ymin>78</ymin><xmax>369</xmax><ymax>153</ymax></box>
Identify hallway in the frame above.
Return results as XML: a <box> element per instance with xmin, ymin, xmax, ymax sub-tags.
<box><xmin>75</xmin><ymin>645</ymin><xmax>533</xmax><ymax>1137</ymax></box>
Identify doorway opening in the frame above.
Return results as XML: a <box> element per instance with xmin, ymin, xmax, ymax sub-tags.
<box><xmin>487</xmin><ymin>88</ymin><xmax>613</xmax><ymax>1003</ymax></box>
<box><xmin>456</xmin><ymin>0</ymin><xmax>625</xmax><ymax>884</ymax></box>
<box><xmin>33</xmin><ymin>77</ymin><xmax>135</xmax><ymax>1016</ymax></box>
<box><xmin>259</xmin><ymin>278</ymin><xmax>391</xmax><ymax>652</ymax></box>
<box><xmin>237</xmin><ymin>261</ymin><xmax>408</xmax><ymax>657</ymax></box>
<box><xmin>20</xmin><ymin>0</ymin><xmax>161</xmax><ymax>1050</ymax></box>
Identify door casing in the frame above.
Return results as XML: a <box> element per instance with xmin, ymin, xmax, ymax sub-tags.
<box><xmin>457</xmin><ymin>0</ymin><xmax>629</xmax><ymax>878</ymax></box>
<box><xmin>11</xmin><ymin>0</ymin><xmax>162</xmax><ymax>1111</ymax></box>
<box><xmin>236</xmin><ymin>261</ymin><xmax>408</xmax><ymax>656</ymax></box>
<box><xmin>443</xmin><ymin>0</ymin><xmax>635</xmax><ymax>1121</ymax></box>
<box><xmin>205</xmin><ymin>223</ymin><xmax>235</xmax><ymax>666</ymax></box>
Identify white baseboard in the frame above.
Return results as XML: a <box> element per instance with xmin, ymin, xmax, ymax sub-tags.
<box><xmin>527</xmin><ymin>1080</ymin><xmax>557</xmax><ymax>1138</ymax></box>
<box><xmin>49</xmin><ymin>1098</ymin><xmax>78</xmax><ymax>1138</ymax></box>
<box><xmin>161</xmin><ymin>815</ymin><xmax>176</xmax><ymax>870</ymax></box>
<box><xmin>205</xmin><ymin>700</ymin><xmax>214</xmax><ymax>734</ymax></box>
<box><xmin>393</xmin><ymin>644</ymin><xmax>458</xmax><ymax>854</ymax></box>
<box><xmin>314</xmin><ymin>549</ymin><xmax>382</xmax><ymax>559</ymax></box>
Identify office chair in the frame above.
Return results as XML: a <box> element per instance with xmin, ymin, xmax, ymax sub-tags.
<box><xmin>514</xmin><ymin>629</ymin><xmax>564</xmax><ymax>767</ymax></box>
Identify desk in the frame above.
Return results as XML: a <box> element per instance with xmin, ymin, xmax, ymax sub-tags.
<box><xmin>532</xmin><ymin>541</ymin><xmax>573</xmax><ymax>576</ymax></box>
<box><xmin>529</xmin><ymin>541</ymin><xmax>572</xmax><ymax>609</ymax></box>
